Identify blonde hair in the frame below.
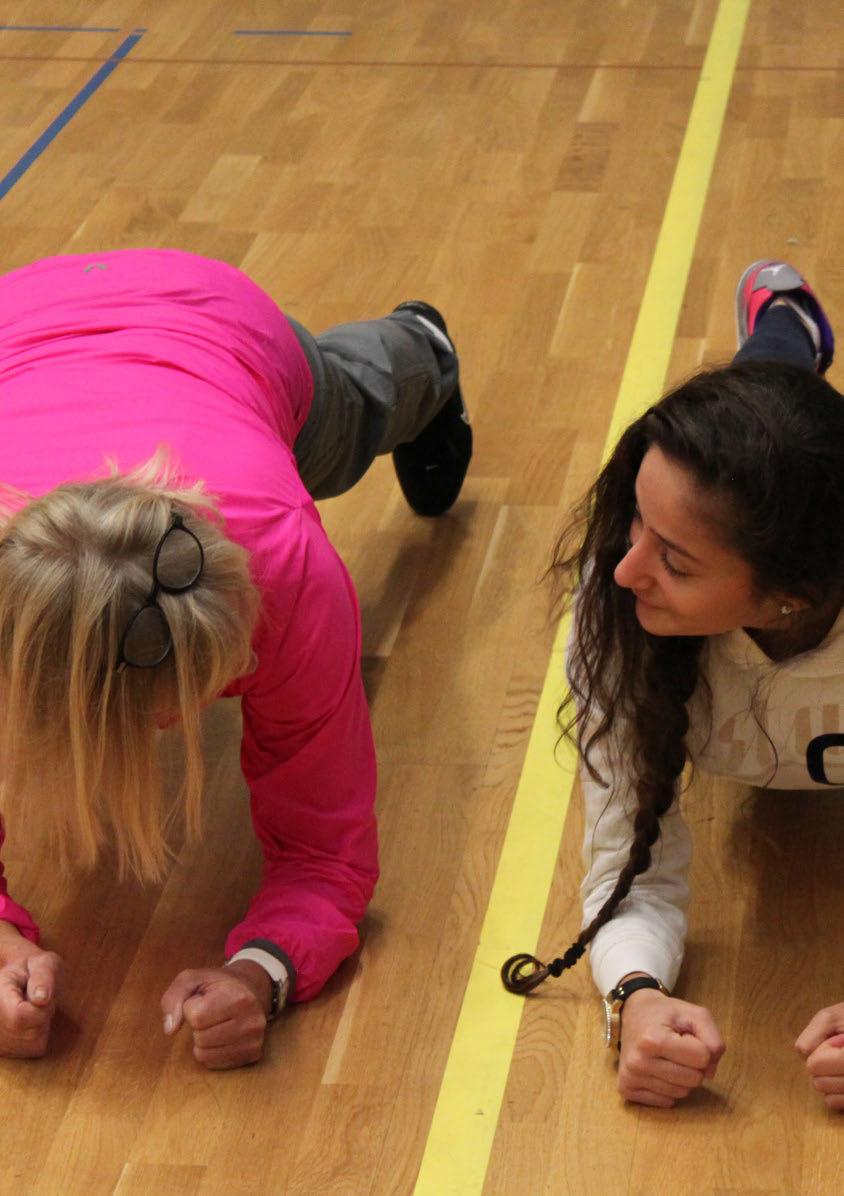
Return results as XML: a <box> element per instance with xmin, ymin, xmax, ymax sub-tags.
<box><xmin>0</xmin><ymin>453</ymin><xmax>260</xmax><ymax>882</ymax></box>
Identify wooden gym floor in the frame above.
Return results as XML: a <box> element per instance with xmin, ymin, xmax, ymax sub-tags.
<box><xmin>0</xmin><ymin>2</ymin><xmax>842</xmax><ymax>1193</ymax></box>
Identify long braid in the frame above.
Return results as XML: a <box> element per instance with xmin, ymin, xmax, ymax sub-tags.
<box><xmin>501</xmin><ymin>635</ymin><xmax>702</xmax><ymax>994</ymax></box>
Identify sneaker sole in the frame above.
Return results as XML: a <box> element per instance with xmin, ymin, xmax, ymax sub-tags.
<box><xmin>735</xmin><ymin>258</ymin><xmax>779</xmax><ymax>348</ymax></box>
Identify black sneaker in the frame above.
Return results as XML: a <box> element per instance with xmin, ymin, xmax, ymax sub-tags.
<box><xmin>391</xmin><ymin>301</ymin><xmax>472</xmax><ymax>517</ymax></box>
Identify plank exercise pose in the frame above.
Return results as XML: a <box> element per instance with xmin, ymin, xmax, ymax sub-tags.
<box><xmin>503</xmin><ymin>260</ymin><xmax>844</xmax><ymax>1111</ymax></box>
<box><xmin>0</xmin><ymin>248</ymin><xmax>470</xmax><ymax>1068</ymax></box>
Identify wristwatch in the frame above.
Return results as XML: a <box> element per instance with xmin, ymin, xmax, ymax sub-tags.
<box><xmin>603</xmin><ymin>975</ymin><xmax>668</xmax><ymax>1050</ymax></box>
<box><xmin>225</xmin><ymin>948</ymin><xmax>291</xmax><ymax>1022</ymax></box>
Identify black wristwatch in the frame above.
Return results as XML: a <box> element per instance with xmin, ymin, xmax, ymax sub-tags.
<box><xmin>603</xmin><ymin>975</ymin><xmax>668</xmax><ymax>1049</ymax></box>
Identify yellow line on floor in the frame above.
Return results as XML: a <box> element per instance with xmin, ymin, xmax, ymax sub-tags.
<box><xmin>413</xmin><ymin>2</ymin><xmax>752</xmax><ymax>1192</ymax></box>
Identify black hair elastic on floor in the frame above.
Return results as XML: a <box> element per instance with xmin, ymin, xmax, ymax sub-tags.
<box><xmin>500</xmin><ymin>941</ymin><xmax>586</xmax><ymax>994</ymax></box>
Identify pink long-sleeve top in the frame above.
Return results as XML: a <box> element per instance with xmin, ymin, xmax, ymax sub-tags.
<box><xmin>0</xmin><ymin>249</ymin><xmax>378</xmax><ymax>1001</ymax></box>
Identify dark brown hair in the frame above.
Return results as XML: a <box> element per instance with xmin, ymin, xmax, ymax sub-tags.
<box><xmin>502</xmin><ymin>360</ymin><xmax>844</xmax><ymax>993</ymax></box>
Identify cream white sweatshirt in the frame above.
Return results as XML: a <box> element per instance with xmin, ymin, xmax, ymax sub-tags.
<box><xmin>581</xmin><ymin>608</ymin><xmax>844</xmax><ymax>995</ymax></box>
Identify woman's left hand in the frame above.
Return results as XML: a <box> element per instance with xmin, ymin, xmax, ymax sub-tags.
<box><xmin>795</xmin><ymin>1003</ymin><xmax>844</xmax><ymax>1111</ymax></box>
<box><xmin>161</xmin><ymin>961</ymin><xmax>277</xmax><ymax>1069</ymax></box>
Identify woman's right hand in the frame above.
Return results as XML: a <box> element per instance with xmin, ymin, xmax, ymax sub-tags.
<box><xmin>617</xmin><ymin>989</ymin><xmax>726</xmax><ymax>1107</ymax></box>
<box><xmin>0</xmin><ymin>927</ymin><xmax>62</xmax><ymax>1059</ymax></box>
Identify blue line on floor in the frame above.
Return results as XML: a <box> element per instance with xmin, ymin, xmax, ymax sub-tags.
<box><xmin>0</xmin><ymin>30</ymin><xmax>145</xmax><ymax>202</ymax></box>
<box><xmin>0</xmin><ymin>25</ymin><xmax>122</xmax><ymax>33</ymax></box>
<box><xmin>233</xmin><ymin>29</ymin><xmax>352</xmax><ymax>37</ymax></box>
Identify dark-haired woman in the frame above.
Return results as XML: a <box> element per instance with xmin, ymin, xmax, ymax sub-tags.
<box><xmin>504</xmin><ymin>260</ymin><xmax>844</xmax><ymax>1110</ymax></box>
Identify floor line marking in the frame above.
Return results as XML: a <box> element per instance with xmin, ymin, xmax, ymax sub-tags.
<box><xmin>232</xmin><ymin>29</ymin><xmax>353</xmax><ymax>37</ymax></box>
<box><xmin>0</xmin><ymin>30</ymin><xmax>145</xmax><ymax>203</ymax></box>
<box><xmin>0</xmin><ymin>25</ymin><xmax>122</xmax><ymax>33</ymax></box>
<box><xmin>412</xmin><ymin>2</ymin><xmax>751</xmax><ymax>1193</ymax></box>
<box><xmin>0</xmin><ymin>56</ymin><xmax>825</xmax><ymax>72</ymax></box>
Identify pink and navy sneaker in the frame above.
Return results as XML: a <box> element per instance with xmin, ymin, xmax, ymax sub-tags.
<box><xmin>735</xmin><ymin>259</ymin><xmax>835</xmax><ymax>374</ymax></box>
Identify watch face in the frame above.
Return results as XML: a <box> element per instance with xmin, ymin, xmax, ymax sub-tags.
<box><xmin>602</xmin><ymin>997</ymin><xmax>613</xmax><ymax>1045</ymax></box>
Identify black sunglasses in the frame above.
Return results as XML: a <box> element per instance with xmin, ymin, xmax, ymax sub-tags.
<box><xmin>115</xmin><ymin>513</ymin><xmax>205</xmax><ymax>672</ymax></box>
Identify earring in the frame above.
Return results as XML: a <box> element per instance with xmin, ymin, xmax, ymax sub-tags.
<box><xmin>780</xmin><ymin>604</ymin><xmax>793</xmax><ymax>616</ymax></box>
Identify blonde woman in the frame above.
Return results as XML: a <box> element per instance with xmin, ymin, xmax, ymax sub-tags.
<box><xmin>0</xmin><ymin>248</ymin><xmax>470</xmax><ymax>1068</ymax></box>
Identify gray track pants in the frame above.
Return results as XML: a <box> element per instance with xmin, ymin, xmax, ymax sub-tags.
<box><xmin>288</xmin><ymin>309</ymin><xmax>460</xmax><ymax>500</ymax></box>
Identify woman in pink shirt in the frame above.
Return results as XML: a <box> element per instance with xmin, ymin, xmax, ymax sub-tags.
<box><xmin>0</xmin><ymin>248</ymin><xmax>471</xmax><ymax>1069</ymax></box>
